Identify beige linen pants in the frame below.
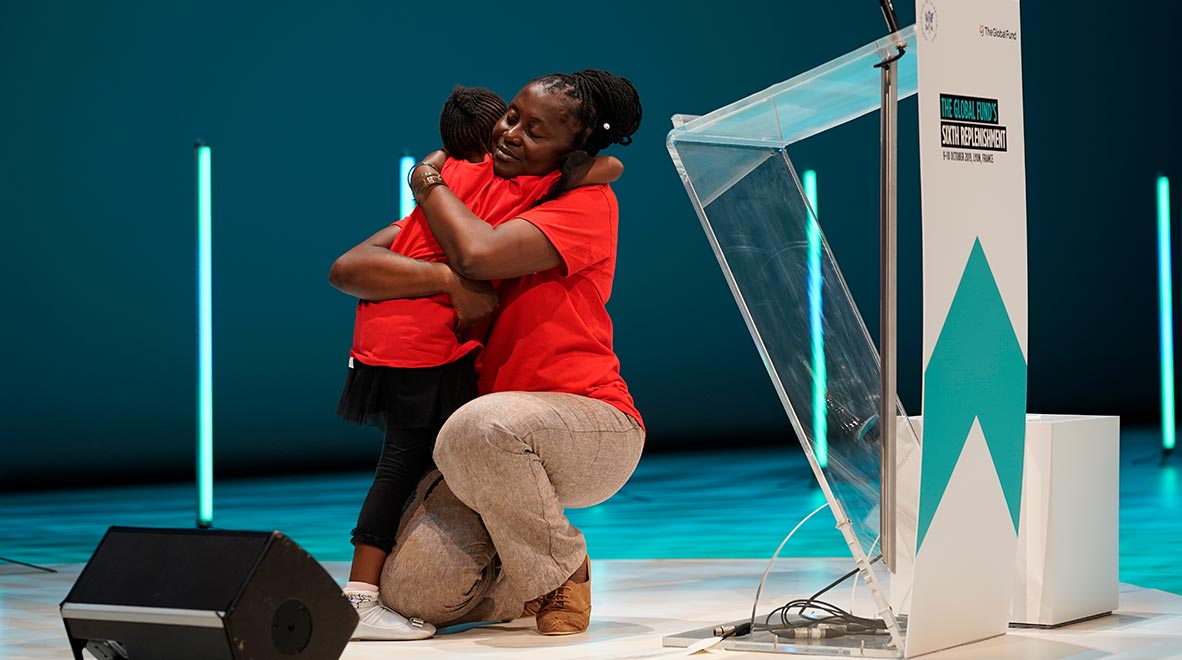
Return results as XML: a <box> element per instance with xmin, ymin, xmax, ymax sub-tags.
<box><xmin>379</xmin><ymin>391</ymin><xmax>644</xmax><ymax>626</ymax></box>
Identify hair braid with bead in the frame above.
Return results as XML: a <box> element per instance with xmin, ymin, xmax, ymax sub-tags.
<box><xmin>531</xmin><ymin>69</ymin><xmax>642</xmax><ymax>203</ymax></box>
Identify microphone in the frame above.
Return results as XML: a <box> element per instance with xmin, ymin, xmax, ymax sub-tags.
<box><xmin>879</xmin><ymin>0</ymin><xmax>901</xmax><ymax>33</ymax></box>
<box><xmin>877</xmin><ymin>0</ymin><xmax>906</xmax><ymax>56</ymax></box>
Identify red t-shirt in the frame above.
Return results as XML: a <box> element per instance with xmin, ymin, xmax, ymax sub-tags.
<box><xmin>350</xmin><ymin>156</ymin><xmax>559</xmax><ymax>368</ymax></box>
<box><xmin>478</xmin><ymin>184</ymin><xmax>644</xmax><ymax>429</ymax></box>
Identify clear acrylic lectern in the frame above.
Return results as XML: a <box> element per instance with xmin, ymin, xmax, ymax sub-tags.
<box><xmin>664</xmin><ymin>27</ymin><xmax>923</xmax><ymax>657</ymax></box>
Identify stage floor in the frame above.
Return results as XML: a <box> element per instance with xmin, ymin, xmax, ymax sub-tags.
<box><xmin>4</xmin><ymin>559</ymin><xmax>1182</xmax><ymax>659</ymax></box>
<box><xmin>2</xmin><ymin>429</ymin><xmax>1180</xmax><ymax>658</ymax></box>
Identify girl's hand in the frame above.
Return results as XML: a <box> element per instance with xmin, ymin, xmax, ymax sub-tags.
<box><xmin>561</xmin><ymin>151</ymin><xmax>595</xmax><ymax>186</ymax></box>
<box><xmin>421</xmin><ymin>149</ymin><xmax>449</xmax><ymax>171</ymax></box>
<box><xmin>447</xmin><ymin>271</ymin><xmax>498</xmax><ymax>331</ymax></box>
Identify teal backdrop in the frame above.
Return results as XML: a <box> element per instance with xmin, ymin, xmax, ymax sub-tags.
<box><xmin>2</xmin><ymin>2</ymin><xmax>1179</xmax><ymax>486</ymax></box>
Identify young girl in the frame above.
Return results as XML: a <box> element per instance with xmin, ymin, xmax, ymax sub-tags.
<box><xmin>331</xmin><ymin>85</ymin><xmax>622</xmax><ymax>641</ymax></box>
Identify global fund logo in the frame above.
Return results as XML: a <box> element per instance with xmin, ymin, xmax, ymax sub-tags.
<box><xmin>980</xmin><ymin>24</ymin><xmax>1018</xmax><ymax>40</ymax></box>
<box><xmin>921</xmin><ymin>1</ymin><xmax>938</xmax><ymax>42</ymax></box>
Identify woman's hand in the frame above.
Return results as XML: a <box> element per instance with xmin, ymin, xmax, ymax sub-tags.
<box><xmin>446</xmin><ymin>271</ymin><xmax>498</xmax><ymax>331</ymax></box>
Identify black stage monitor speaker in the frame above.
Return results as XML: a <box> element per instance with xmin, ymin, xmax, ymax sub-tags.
<box><xmin>60</xmin><ymin>527</ymin><xmax>358</xmax><ymax>660</ymax></box>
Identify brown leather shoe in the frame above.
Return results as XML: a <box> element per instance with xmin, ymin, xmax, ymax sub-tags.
<box><xmin>536</xmin><ymin>558</ymin><xmax>591</xmax><ymax>635</ymax></box>
<box><xmin>519</xmin><ymin>594</ymin><xmax>548</xmax><ymax>619</ymax></box>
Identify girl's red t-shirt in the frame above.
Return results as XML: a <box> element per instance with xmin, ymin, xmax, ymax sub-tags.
<box><xmin>477</xmin><ymin>183</ymin><xmax>644</xmax><ymax>429</ymax></box>
<box><xmin>350</xmin><ymin>157</ymin><xmax>558</xmax><ymax>369</ymax></box>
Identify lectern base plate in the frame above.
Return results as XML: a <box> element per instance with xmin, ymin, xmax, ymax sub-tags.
<box><xmin>663</xmin><ymin>618</ymin><xmax>902</xmax><ymax>658</ymax></box>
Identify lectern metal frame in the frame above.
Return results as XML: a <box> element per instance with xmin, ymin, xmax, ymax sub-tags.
<box><xmin>877</xmin><ymin>40</ymin><xmax>905</xmax><ymax>574</ymax></box>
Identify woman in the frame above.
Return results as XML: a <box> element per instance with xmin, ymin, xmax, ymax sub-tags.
<box><xmin>331</xmin><ymin>69</ymin><xmax>644</xmax><ymax>636</ymax></box>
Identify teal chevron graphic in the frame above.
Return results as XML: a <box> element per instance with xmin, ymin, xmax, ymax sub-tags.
<box><xmin>917</xmin><ymin>239</ymin><xmax>1027</xmax><ymax>552</ymax></box>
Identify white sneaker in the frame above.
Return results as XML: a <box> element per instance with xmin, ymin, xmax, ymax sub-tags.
<box><xmin>344</xmin><ymin>589</ymin><xmax>436</xmax><ymax>641</ymax></box>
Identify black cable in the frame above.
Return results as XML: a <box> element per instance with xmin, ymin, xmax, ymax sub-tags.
<box><xmin>801</xmin><ymin>554</ymin><xmax>882</xmax><ymax>607</ymax></box>
<box><xmin>759</xmin><ymin>555</ymin><xmax>890</xmax><ymax>638</ymax></box>
<box><xmin>783</xmin><ymin>598</ymin><xmax>887</xmax><ymax>629</ymax></box>
<box><xmin>1131</xmin><ymin>451</ymin><xmax>1165</xmax><ymax>466</ymax></box>
<box><xmin>806</xmin><ymin>562</ymin><xmax>866</xmax><ymax>603</ymax></box>
<box><xmin>0</xmin><ymin>556</ymin><xmax>56</xmax><ymax>573</ymax></box>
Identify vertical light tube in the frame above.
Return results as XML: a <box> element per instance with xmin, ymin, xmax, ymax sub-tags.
<box><xmin>399</xmin><ymin>153</ymin><xmax>416</xmax><ymax>219</ymax></box>
<box><xmin>804</xmin><ymin>169</ymin><xmax>827</xmax><ymax>469</ymax></box>
<box><xmin>1159</xmin><ymin>175</ymin><xmax>1175</xmax><ymax>453</ymax></box>
<box><xmin>195</xmin><ymin>143</ymin><xmax>214</xmax><ymax>528</ymax></box>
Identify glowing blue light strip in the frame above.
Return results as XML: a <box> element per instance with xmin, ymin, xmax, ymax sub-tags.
<box><xmin>1159</xmin><ymin>175</ymin><xmax>1175</xmax><ymax>452</ymax></box>
<box><xmin>399</xmin><ymin>154</ymin><xmax>416</xmax><ymax>219</ymax></box>
<box><xmin>804</xmin><ymin>169</ymin><xmax>827</xmax><ymax>469</ymax></box>
<box><xmin>196</xmin><ymin>143</ymin><xmax>213</xmax><ymax>527</ymax></box>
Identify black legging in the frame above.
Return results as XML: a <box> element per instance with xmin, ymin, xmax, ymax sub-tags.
<box><xmin>351</xmin><ymin>425</ymin><xmax>439</xmax><ymax>552</ymax></box>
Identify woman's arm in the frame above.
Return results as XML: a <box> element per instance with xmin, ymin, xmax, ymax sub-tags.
<box><xmin>328</xmin><ymin>224</ymin><xmax>498</xmax><ymax>329</ymax></box>
<box><xmin>329</xmin><ymin>224</ymin><xmax>454</xmax><ymax>300</ymax></box>
<box><xmin>411</xmin><ymin>166</ymin><xmax>562</xmax><ymax>281</ymax></box>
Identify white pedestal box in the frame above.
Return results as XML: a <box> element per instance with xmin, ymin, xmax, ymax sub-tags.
<box><xmin>1011</xmin><ymin>414</ymin><xmax>1119</xmax><ymax>627</ymax></box>
<box><xmin>894</xmin><ymin>414</ymin><xmax>1119</xmax><ymax>628</ymax></box>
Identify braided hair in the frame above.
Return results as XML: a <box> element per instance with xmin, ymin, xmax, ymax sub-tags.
<box><xmin>531</xmin><ymin>69</ymin><xmax>642</xmax><ymax>203</ymax></box>
<box><xmin>439</xmin><ymin>85</ymin><xmax>508</xmax><ymax>162</ymax></box>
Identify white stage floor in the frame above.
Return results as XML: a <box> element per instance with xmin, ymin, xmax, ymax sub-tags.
<box><xmin>5</xmin><ymin>558</ymin><xmax>1181</xmax><ymax>660</ymax></box>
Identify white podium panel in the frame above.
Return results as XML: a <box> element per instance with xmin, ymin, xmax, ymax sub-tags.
<box><xmin>1013</xmin><ymin>415</ymin><xmax>1119</xmax><ymax>627</ymax></box>
<box><xmin>911</xmin><ymin>0</ymin><xmax>1028</xmax><ymax>654</ymax></box>
<box><xmin>895</xmin><ymin>415</ymin><xmax>1119</xmax><ymax>629</ymax></box>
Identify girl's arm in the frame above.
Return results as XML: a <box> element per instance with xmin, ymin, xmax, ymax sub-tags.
<box><xmin>328</xmin><ymin>224</ymin><xmax>498</xmax><ymax>329</ymax></box>
<box><xmin>573</xmin><ymin>155</ymin><xmax>623</xmax><ymax>186</ymax></box>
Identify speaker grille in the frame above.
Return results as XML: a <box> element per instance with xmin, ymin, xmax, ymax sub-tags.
<box><xmin>67</xmin><ymin>527</ymin><xmax>272</xmax><ymax>611</ymax></box>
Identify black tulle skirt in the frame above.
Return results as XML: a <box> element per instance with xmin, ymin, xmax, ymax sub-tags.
<box><xmin>336</xmin><ymin>354</ymin><xmax>478</xmax><ymax>432</ymax></box>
